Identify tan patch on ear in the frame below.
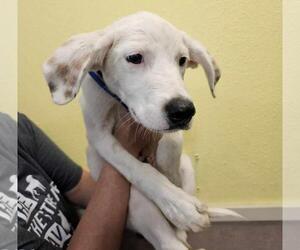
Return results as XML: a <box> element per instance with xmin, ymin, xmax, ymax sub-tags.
<box><xmin>70</xmin><ymin>53</ymin><xmax>89</xmax><ymax>70</ymax></box>
<box><xmin>206</xmin><ymin>50</ymin><xmax>221</xmax><ymax>84</ymax></box>
<box><xmin>51</xmin><ymin>54</ymin><xmax>90</xmax><ymax>90</ymax></box>
<box><xmin>64</xmin><ymin>90</ymin><xmax>73</xmax><ymax>99</ymax></box>
<box><xmin>188</xmin><ymin>60</ymin><xmax>198</xmax><ymax>68</ymax></box>
<box><xmin>215</xmin><ymin>69</ymin><xmax>221</xmax><ymax>83</ymax></box>
<box><xmin>56</xmin><ymin>64</ymin><xmax>70</xmax><ymax>78</ymax></box>
<box><xmin>48</xmin><ymin>81</ymin><xmax>57</xmax><ymax>93</ymax></box>
<box><xmin>56</xmin><ymin>64</ymin><xmax>78</xmax><ymax>86</ymax></box>
<box><xmin>211</xmin><ymin>59</ymin><xmax>221</xmax><ymax>84</ymax></box>
<box><xmin>89</xmin><ymin>61</ymin><xmax>100</xmax><ymax>70</ymax></box>
<box><xmin>66</xmin><ymin>74</ymin><xmax>77</xmax><ymax>86</ymax></box>
<box><xmin>70</xmin><ymin>60</ymin><xmax>82</xmax><ymax>71</ymax></box>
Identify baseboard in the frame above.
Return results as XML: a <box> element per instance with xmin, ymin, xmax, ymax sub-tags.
<box><xmin>211</xmin><ymin>206</ymin><xmax>300</xmax><ymax>222</ymax></box>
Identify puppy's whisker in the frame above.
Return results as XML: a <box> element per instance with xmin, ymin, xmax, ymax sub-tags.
<box><xmin>116</xmin><ymin>119</ymin><xmax>127</xmax><ymax>130</ymax></box>
<box><xmin>120</xmin><ymin>116</ymin><xmax>132</xmax><ymax>127</ymax></box>
<box><xmin>143</xmin><ymin>127</ymin><xmax>148</xmax><ymax>140</ymax></box>
<box><xmin>138</xmin><ymin>124</ymin><xmax>143</xmax><ymax>141</ymax></box>
<box><xmin>144</xmin><ymin>129</ymin><xmax>149</xmax><ymax>141</ymax></box>
<box><xmin>120</xmin><ymin>113</ymin><xmax>130</xmax><ymax>123</ymax></box>
<box><xmin>125</xmin><ymin>120</ymin><xmax>136</xmax><ymax>135</ymax></box>
<box><xmin>117</xmin><ymin>112</ymin><xmax>126</xmax><ymax>123</ymax></box>
<box><xmin>134</xmin><ymin>123</ymin><xmax>140</xmax><ymax>143</ymax></box>
<box><xmin>117</xmin><ymin>114</ymin><xmax>133</xmax><ymax>130</ymax></box>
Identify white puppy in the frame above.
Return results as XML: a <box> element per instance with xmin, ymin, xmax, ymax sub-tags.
<box><xmin>43</xmin><ymin>12</ymin><xmax>223</xmax><ymax>250</ymax></box>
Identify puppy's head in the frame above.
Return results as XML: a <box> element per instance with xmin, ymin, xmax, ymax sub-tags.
<box><xmin>43</xmin><ymin>12</ymin><xmax>221</xmax><ymax>132</ymax></box>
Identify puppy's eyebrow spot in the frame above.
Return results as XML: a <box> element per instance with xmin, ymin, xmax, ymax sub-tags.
<box><xmin>56</xmin><ymin>64</ymin><xmax>70</xmax><ymax>78</ymax></box>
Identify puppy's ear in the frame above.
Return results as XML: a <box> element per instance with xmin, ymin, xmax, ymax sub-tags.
<box><xmin>43</xmin><ymin>29</ymin><xmax>114</xmax><ymax>105</ymax></box>
<box><xmin>183</xmin><ymin>33</ymin><xmax>221</xmax><ymax>97</ymax></box>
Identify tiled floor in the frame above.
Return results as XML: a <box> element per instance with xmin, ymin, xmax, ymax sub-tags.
<box><xmin>122</xmin><ymin>221</ymin><xmax>282</xmax><ymax>250</ymax></box>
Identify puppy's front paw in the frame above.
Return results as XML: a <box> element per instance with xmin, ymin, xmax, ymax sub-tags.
<box><xmin>158</xmin><ymin>186</ymin><xmax>210</xmax><ymax>232</ymax></box>
<box><xmin>176</xmin><ymin>229</ymin><xmax>190</xmax><ymax>248</ymax></box>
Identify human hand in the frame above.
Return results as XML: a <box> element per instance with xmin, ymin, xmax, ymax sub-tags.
<box><xmin>114</xmin><ymin>112</ymin><xmax>161</xmax><ymax>161</ymax></box>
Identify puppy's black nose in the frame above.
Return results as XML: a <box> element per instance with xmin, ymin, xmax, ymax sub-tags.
<box><xmin>165</xmin><ymin>97</ymin><xmax>195</xmax><ymax>128</ymax></box>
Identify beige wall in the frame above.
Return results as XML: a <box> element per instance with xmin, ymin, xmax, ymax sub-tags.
<box><xmin>18</xmin><ymin>0</ymin><xmax>282</xmax><ymax>206</ymax></box>
<box><xmin>283</xmin><ymin>2</ymin><xmax>300</xmax><ymax>249</ymax></box>
<box><xmin>283</xmin><ymin>0</ymin><xmax>300</xmax><ymax>206</ymax></box>
<box><xmin>0</xmin><ymin>0</ymin><xmax>17</xmax><ymax>119</ymax></box>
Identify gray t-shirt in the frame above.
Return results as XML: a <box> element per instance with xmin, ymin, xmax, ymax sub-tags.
<box><xmin>17</xmin><ymin>113</ymin><xmax>83</xmax><ymax>249</ymax></box>
<box><xmin>0</xmin><ymin>113</ymin><xmax>83</xmax><ymax>249</ymax></box>
<box><xmin>0</xmin><ymin>113</ymin><xmax>17</xmax><ymax>250</ymax></box>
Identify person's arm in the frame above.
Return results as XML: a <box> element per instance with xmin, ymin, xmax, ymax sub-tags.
<box><xmin>67</xmin><ymin>164</ymin><xmax>129</xmax><ymax>250</ymax></box>
<box><xmin>64</xmin><ymin>169</ymin><xmax>96</xmax><ymax>207</ymax></box>
<box><xmin>65</xmin><ymin>122</ymin><xmax>154</xmax><ymax>207</ymax></box>
<box><xmin>68</xmin><ymin>126</ymin><xmax>142</xmax><ymax>250</ymax></box>
<box><xmin>18</xmin><ymin>113</ymin><xmax>149</xmax><ymax>249</ymax></box>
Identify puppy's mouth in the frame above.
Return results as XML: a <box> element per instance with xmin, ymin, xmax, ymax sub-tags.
<box><xmin>164</xmin><ymin>119</ymin><xmax>192</xmax><ymax>132</ymax></box>
<box><xmin>168</xmin><ymin>124</ymin><xmax>190</xmax><ymax>131</ymax></box>
<box><xmin>129</xmin><ymin>108</ymin><xmax>191</xmax><ymax>133</ymax></box>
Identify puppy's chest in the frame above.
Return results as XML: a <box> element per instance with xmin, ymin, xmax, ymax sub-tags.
<box><xmin>114</xmin><ymin>108</ymin><xmax>182</xmax><ymax>186</ymax></box>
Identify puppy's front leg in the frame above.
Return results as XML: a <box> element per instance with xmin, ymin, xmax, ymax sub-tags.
<box><xmin>128</xmin><ymin>187</ymin><xmax>189</xmax><ymax>250</ymax></box>
<box><xmin>88</xmin><ymin>126</ymin><xmax>210</xmax><ymax>232</ymax></box>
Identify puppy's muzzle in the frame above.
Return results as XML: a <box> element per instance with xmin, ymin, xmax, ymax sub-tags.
<box><xmin>165</xmin><ymin>97</ymin><xmax>196</xmax><ymax>130</ymax></box>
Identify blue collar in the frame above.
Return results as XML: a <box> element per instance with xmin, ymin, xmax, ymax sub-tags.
<box><xmin>88</xmin><ymin>71</ymin><xmax>129</xmax><ymax>110</ymax></box>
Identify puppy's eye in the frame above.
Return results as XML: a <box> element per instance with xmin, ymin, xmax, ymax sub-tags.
<box><xmin>179</xmin><ymin>57</ymin><xmax>187</xmax><ymax>66</ymax></box>
<box><xmin>126</xmin><ymin>54</ymin><xmax>143</xmax><ymax>64</ymax></box>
